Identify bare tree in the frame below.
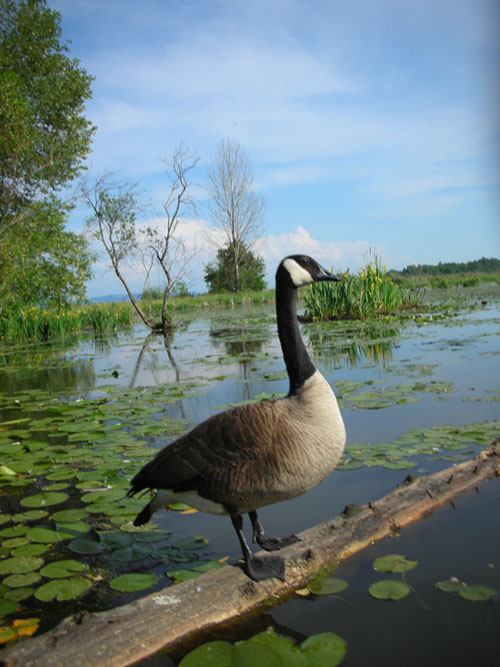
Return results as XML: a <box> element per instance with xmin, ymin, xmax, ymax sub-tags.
<box><xmin>81</xmin><ymin>172</ymin><xmax>158</xmax><ymax>329</ymax></box>
<box><xmin>142</xmin><ymin>145</ymin><xmax>199</xmax><ymax>328</ymax></box>
<box><xmin>81</xmin><ymin>145</ymin><xmax>199</xmax><ymax>332</ymax></box>
<box><xmin>207</xmin><ymin>138</ymin><xmax>264</xmax><ymax>291</ymax></box>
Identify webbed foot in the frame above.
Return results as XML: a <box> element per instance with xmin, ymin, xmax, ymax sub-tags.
<box><xmin>244</xmin><ymin>554</ymin><xmax>286</xmax><ymax>582</ymax></box>
<box><xmin>255</xmin><ymin>533</ymin><xmax>301</xmax><ymax>552</ymax></box>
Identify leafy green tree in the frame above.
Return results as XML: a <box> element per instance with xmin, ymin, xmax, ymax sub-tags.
<box><xmin>1</xmin><ymin>199</ymin><xmax>95</xmax><ymax>310</ymax></box>
<box><xmin>0</xmin><ymin>0</ymin><xmax>95</xmax><ymax>309</ymax></box>
<box><xmin>204</xmin><ymin>242</ymin><xmax>267</xmax><ymax>292</ymax></box>
<box><xmin>400</xmin><ymin>257</ymin><xmax>500</xmax><ymax>276</ymax></box>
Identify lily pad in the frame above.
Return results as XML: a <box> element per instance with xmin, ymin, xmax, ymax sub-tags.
<box><xmin>11</xmin><ymin>544</ymin><xmax>48</xmax><ymax>558</ymax></box>
<box><xmin>166</xmin><ymin>568</ymin><xmax>203</xmax><ymax>582</ymax></box>
<box><xmin>12</xmin><ymin>617</ymin><xmax>39</xmax><ymax>637</ymax></box>
<box><xmin>111</xmin><ymin>543</ymin><xmax>152</xmax><ymax>562</ymax></box>
<box><xmin>309</xmin><ymin>576</ymin><xmax>349</xmax><ymax>596</ymax></box>
<box><xmin>162</xmin><ymin>549</ymin><xmax>199</xmax><ymax>563</ymax></box>
<box><xmin>69</xmin><ymin>533</ymin><xmax>109</xmax><ymax>555</ymax></box>
<box><xmin>0</xmin><ymin>626</ymin><xmax>18</xmax><ymax>643</ymax></box>
<box><xmin>45</xmin><ymin>469</ymin><xmax>76</xmax><ymax>481</ymax></box>
<box><xmin>12</xmin><ymin>510</ymin><xmax>48</xmax><ymax>523</ymax></box>
<box><xmin>133</xmin><ymin>530</ymin><xmax>172</xmax><ymax>543</ymax></box>
<box><xmin>80</xmin><ymin>488</ymin><xmax>127</xmax><ymax>504</ymax></box>
<box><xmin>369</xmin><ymin>580</ymin><xmax>411</xmax><ymax>600</ymax></box>
<box><xmin>50</xmin><ymin>509</ymin><xmax>87</xmax><ymax>523</ymax></box>
<box><xmin>459</xmin><ymin>585</ymin><xmax>497</xmax><ymax>601</ymax></box>
<box><xmin>56</xmin><ymin>521</ymin><xmax>88</xmax><ymax>534</ymax></box>
<box><xmin>300</xmin><ymin>632</ymin><xmax>347</xmax><ymax>666</ymax></box>
<box><xmin>179</xmin><ymin>628</ymin><xmax>348</xmax><ymax>667</ymax></box>
<box><xmin>168</xmin><ymin>502</ymin><xmax>194</xmax><ymax>512</ymax></box>
<box><xmin>109</xmin><ymin>573</ymin><xmax>157</xmax><ymax>592</ymax></box>
<box><xmin>0</xmin><ymin>525</ymin><xmax>28</xmax><ymax>538</ymax></box>
<box><xmin>26</xmin><ymin>526</ymin><xmax>73</xmax><ymax>543</ymax></box>
<box><xmin>40</xmin><ymin>560</ymin><xmax>88</xmax><ymax>579</ymax></box>
<box><xmin>0</xmin><ymin>599</ymin><xmax>18</xmax><ymax>616</ymax></box>
<box><xmin>172</xmin><ymin>536</ymin><xmax>209</xmax><ymax>551</ymax></box>
<box><xmin>0</xmin><ymin>556</ymin><xmax>44</xmax><ymax>575</ymax></box>
<box><xmin>3</xmin><ymin>572</ymin><xmax>41</xmax><ymax>588</ymax></box>
<box><xmin>436</xmin><ymin>578</ymin><xmax>462</xmax><ymax>593</ymax></box>
<box><xmin>179</xmin><ymin>640</ymin><xmax>233</xmax><ymax>666</ymax></box>
<box><xmin>373</xmin><ymin>554</ymin><xmax>417</xmax><ymax>573</ymax></box>
<box><xmin>35</xmin><ymin>577</ymin><xmax>92</xmax><ymax>602</ymax></box>
<box><xmin>20</xmin><ymin>491</ymin><xmax>69</xmax><ymax>508</ymax></box>
<box><xmin>4</xmin><ymin>587</ymin><xmax>33</xmax><ymax>601</ymax></box>
<box><xmin>98</xmin><ymin>532</ymin><xmax>134</xmax><ymax>549</ymax></box>
<box><xmin>2</xmin><ymin>537</ymin><xmax>30</xmax><ymax>550</ymax></box>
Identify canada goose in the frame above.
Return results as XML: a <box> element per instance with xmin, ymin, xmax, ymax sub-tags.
<box><xmin>128</xmin><ymin>255</ymin><xmax>346</xmax><ymax>581</ymax></box>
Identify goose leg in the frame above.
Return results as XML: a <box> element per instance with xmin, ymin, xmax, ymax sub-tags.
<box><xmin>230</xmin><ymin>514</ymin><xmax>286</xmax><ymax>582</ymax></box>
<box><xmin>249</xmin><ymin>510</ymin><xmax>301</xmax><ymax>551</ymax></box>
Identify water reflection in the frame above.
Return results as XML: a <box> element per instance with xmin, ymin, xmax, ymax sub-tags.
<box><xmin>129</xmin><ymin>330</ymin><xmax>180</xmax><ymax>388</ymax></box>
<box><xmin>208</xmin><ymin>315</ymin><xmax>273</xmax><ymax>358</ymax></box>
<box><xmin>0</xmin><ymin>337</ymin><xmax>98</xmax><ymax>393</ymax></box>
<box><xmin>305</xmin><ymin>318</ymin><xmax>404</xmax><ymax>368</ymax></box>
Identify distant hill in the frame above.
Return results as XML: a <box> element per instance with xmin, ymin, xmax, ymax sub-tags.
<box><xmin>89</xmin><ymin>293</ymin><xmax>138</xmax><ymax>303</ymax></box>
<box><xmin>394</xmin><ymin>257</ymin><xmax>500</xmax><ymax>277</ymax></box>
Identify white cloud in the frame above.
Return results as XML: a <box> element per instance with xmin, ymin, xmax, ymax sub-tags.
<box><xmin>86</xmin><ymin>218</ymin><xmax>375</xmax><ymax>297</ymax></box>
<box><xmin>55</xmin><ymin>0</ymin><xmax>499</xmax><ymax>280</ymax></box>
<box><xmin>256</xmin><ymin>227</ymin><xmax>373</xmax><ymax>274</ymax></box>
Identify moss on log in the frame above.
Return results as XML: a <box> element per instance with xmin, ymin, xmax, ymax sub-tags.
<box><xmin>2</xmin><ymin>441</ymin><xmax>499</xmax><ymax>667</ymax></box>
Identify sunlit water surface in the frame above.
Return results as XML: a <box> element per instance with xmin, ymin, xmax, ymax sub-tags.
<box><xmin>0</xmin><ymin>286</ymin><xmax>499</xmax><ymax>664</ymax></box>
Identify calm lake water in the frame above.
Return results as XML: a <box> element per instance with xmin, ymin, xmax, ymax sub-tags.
<box><xmin>0</xmin><ymin>285</ymin><xmax>499</xmax><ymax>664</ymax></box>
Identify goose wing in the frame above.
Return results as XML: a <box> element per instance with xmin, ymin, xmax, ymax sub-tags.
<box><xmin>129</xmin><ymin>399</ymin><xmax>287</xmax><ymax>500</ymax></box>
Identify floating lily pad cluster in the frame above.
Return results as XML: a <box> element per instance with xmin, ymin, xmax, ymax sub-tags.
<box><xmin>334</xmin><ymin>378</ymin><xmax>455</xmax><ymax>410</ymax></box>
<box><xmin>338</xmin><ymin>419</ymin><xmax>500</xmax><ymax>471</ymax></box>
<box><xmin>213</xmin><ymin>377</ymin><xmax>457</xmax><ymax>413</ymax></box>
<box><xmin>311</xmin><ymin>553</ymin><xmax>498</xmax><ymax>605</ymax></box>
<box><xmin>0</xmin><ymin>515</ymin><xmax>217</xmax><ymax>629</ymax></box>
<box><xmin>0</xmin><ymin>382</ymin><xmax>219</xmax><ymax>640</ymax></box>
<box><xmin>179</xmin><ymin>627</ymin><xmax>347</xmax><ymax>667</ymax></box>
<box><xmin>436</xmin><ymin>577</ymin><xmax>497</xmax><ymax>602</ymax></box>
<box><xmin>368</xmin><ymin>553</ymin><xmax>417</xmax><ymax>601</ymax></box>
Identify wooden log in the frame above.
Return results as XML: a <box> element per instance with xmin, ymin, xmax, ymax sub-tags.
<box><xmin>2</xmin><ymin>441</ymin><xmax>499</xmax><ymax>667</ymax></box>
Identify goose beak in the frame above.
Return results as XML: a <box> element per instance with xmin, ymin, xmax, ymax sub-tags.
<box><xmin>317</xmin><ymin>264</ymin><xmax>342</xmax><ymax>282</ymax></box>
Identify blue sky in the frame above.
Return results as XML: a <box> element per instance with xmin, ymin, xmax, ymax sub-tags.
<box><xmin>48</xmin><ymin>0</ymin><xmax>500</xmax><ymax>297</ymax></box>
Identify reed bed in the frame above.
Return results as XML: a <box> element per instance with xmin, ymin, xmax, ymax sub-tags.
<box><xmin>0</xmin><ymin>303</ymin><xmax>134</xmax><ymax>343</ymax></box>
<box><xmin>0</xmin><ymin>291</ymin><xmax>275</xmax><ymax>343</ymax></box>
<box><xmin>304</xmin><ymin>257</ymin><xmax>421</xmax><ymax>320</ymax></box>
<box><xmin>141</xmin><ymin>289</ymin><xmax>275</xmax><ymax>317</ymax></box>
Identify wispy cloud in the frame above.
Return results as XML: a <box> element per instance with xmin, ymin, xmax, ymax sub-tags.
<box><xmin>51</xmin><ymin>0</ymin><xmax>499</xmax><ymax>295</ymax></box>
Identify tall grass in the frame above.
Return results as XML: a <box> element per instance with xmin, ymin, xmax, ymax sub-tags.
<box><xmin>140</xmin><ymin>289</ymin><xmax>275</xmax><ymax>316</ymax></box>
<box><xmin>304</xmin><ymin>256</ymin><xmax>421</xmax><ymax>320</ymax></box>
<box><xmin>0</xmin><ymin>303</ymin><xmax>134</xmax><ymax>343</ymax></box>
<box><xmin>0</xmin><ymin>291</ymin><xmax>275</xmax><ymax>343</ymax></box>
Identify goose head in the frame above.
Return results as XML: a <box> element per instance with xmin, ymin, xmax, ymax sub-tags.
<box><xmin>278</xmin><ymin>255</ymin><xmax>341</xmax><ymax>288</ymax></box>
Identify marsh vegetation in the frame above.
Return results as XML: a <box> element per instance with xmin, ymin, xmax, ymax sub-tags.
<box><xmin>0</xmin><ymin>283</ymin><xmax>499</xmax><ymax>664</ymax></box>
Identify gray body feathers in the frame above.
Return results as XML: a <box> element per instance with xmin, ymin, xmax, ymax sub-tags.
<box><xmin>130</xmin><ymin>370</ymin><xmax>345</xmax><ymax>517</ymax></box>
<box><xmin>129</xmin><ymin>255</ymin><xmax>346</xmax><ymax>582</ymax></box>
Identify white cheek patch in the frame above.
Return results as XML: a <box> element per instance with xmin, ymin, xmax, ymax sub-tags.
<box><xmin>283</xmin><ymin>258</ymin><xmax>312</xmax><ymax>287</ymax></box>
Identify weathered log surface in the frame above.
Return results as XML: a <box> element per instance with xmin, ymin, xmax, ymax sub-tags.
<box><xmin>2</xmin><ymin>441</ymin><xmax>499</xmax><ymax>667</ymax></box>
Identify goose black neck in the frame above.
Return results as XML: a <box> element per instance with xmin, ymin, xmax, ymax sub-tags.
<box><xmin>275</xmin><ymin>278</ymin><xmax>316</xmax><ymax>396</ymax></box>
